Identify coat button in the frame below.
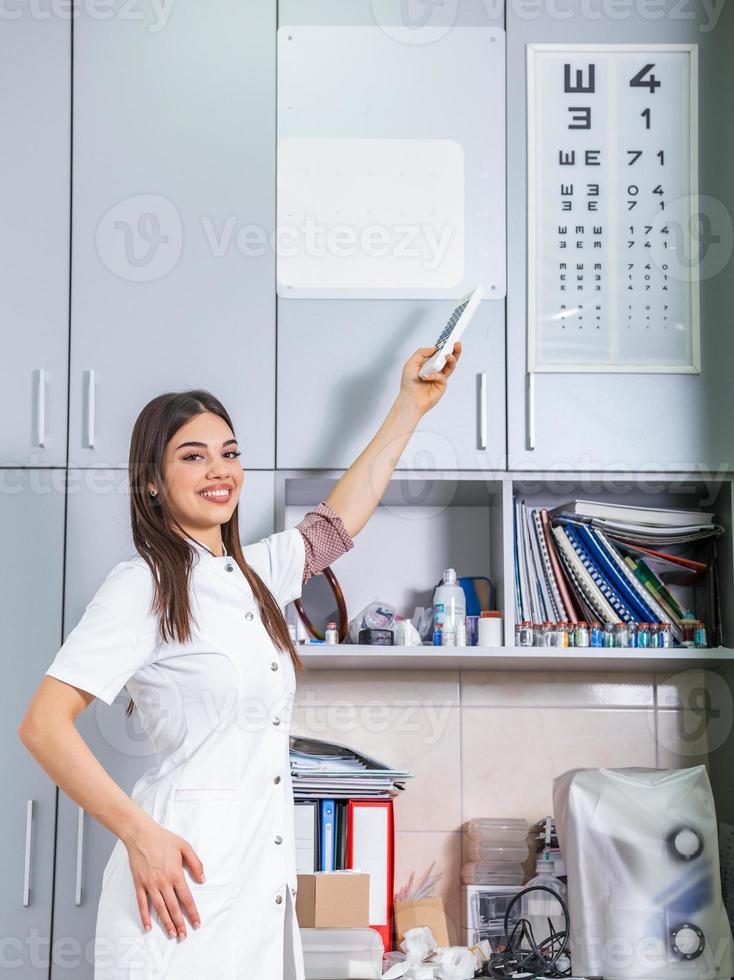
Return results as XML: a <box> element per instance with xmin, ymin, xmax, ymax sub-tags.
<box><xmin>225</xmin><ymin>563</ymin><xmax>234</xmax><ymax>572</ymax></box>
<box><xmin>274</xmin><ymin>775</ymin><xmax>281</xmax><ymax>784</ymax></box>
<box><xmin>274</xmin><ymin>835</ymin><xmax>283</xmax><ymax>844</ymax></box>
<box><xmin>272</xmin><ymin>716</ymin><xmax>281</xmax><ymax>726</ymax></box>
<box><xmin>245</xmin><ymin>611</ymin><xmax>254</xmax><ymax>621</ymax></box>
<box><xmin>270</xmin><ymin>661</ymin><xmax>279</xmax><ymax>671</ymax></box>
<box><xmin>291</xmin><ymin>886</ymin><xmax>296</xmax><ymax>896</ymax></box>
<box><xmin>275</xmin><ymin>894</ymin><xmax>283</xmax><ymax>904</ymax></box>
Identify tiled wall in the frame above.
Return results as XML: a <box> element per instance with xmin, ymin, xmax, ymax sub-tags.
<box><xmin>293</xmin><ymin>667</ymin><xmax>717</xmax><ymax>943</ymax></box>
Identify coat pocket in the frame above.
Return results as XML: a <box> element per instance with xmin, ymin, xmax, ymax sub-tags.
<box><xmin>166</xmin><ymin>788</ymin><xmax>240</xmax><ymax>887</ymax></box>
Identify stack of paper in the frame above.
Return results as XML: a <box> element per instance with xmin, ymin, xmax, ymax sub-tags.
<box><xmin>289</xmin><ymin>735</ymin><xmax>412</xmax><ymax>799</ymax></box>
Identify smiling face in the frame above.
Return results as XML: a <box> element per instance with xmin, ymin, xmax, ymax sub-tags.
<box><xmin>148</xmin><ymin>411</ymin><xmax>244</xmax><ymax>550</ymax></box>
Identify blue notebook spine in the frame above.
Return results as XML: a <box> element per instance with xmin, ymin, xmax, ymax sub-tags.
<box><xmin>574</xmin><ymin>523</ymin><xmax>660</xmax><ymax>623</ymax></box>
<box><xmin>561</xmin><ymin>523</ymin><xmax>635</xmax><ymax>623</ymax></box>
<box><xmin>319</xmin><ymin>799</ymin><xmax>335</xmax><ymax>872</ymax></box>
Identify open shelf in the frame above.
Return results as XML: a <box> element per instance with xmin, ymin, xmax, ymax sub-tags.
<box><xmin>297</xmin><ymin>644</ymin><xmax>734</xmax><ymax>672</ymax></box>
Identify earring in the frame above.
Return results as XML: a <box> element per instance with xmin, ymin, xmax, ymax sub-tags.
<box><xmin>150</xmin><ymin>489</ymin><xmax>157</xmax><ymax>498</ymax></box>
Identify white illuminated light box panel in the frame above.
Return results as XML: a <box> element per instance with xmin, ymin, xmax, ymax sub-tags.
<box><xmin>276</xmin><ymin>25</ymin><xmax>506</xmax><ymax>299</ymax></box>
<box><xmin>278</xmin><ymin>137</ymin><xmax>464</xmax><ymax>293</ymax></box>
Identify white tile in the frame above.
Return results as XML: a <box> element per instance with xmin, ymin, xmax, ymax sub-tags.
<box><xmin>461</xmin><ymin>670</ymin><xmax>654</xmax><ymax>708</ymax></box>
<box><xmin>461</xmin><ymin>708</ymin><xmax>657</xmax><ymax>822</ymax></box>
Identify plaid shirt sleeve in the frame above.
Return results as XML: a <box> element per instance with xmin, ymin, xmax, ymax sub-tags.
<box><xmin>295</xmin><ymin>500</ymin><xmax>355</xmax><ymax>586</ymax></box>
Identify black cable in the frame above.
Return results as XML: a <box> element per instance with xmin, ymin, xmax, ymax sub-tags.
<box><xmin>474</xmin><ymin>883</ymin><xmax>571</xmax><ymax>979</ymax></box>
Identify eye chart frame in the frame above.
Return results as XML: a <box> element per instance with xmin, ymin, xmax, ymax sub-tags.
<box><xmin>526</xmin><ymin>43</ymin><xmax>700</xmax><ymax>374</ymax></box>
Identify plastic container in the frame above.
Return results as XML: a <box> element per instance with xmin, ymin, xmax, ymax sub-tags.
<box><xmin>463</xmin><ymin>838</ymin><xmax>529</xmax><ymax>864</ymax></box>
<box><xmin>477</xmin><ymin>611</ymin><xmax>503</xmax><ymax>646</ymax></box>
<box><xmin>465</xmin><ymin>819</ymin><xmax>528</xmax><ymax>842</ymax></box>
<box><xmin>519</xmin><ymin>862</ymin><xmax>568</xmax><ymax>948</ymax></box>
<box><xmin>461</xmin><ymin>862</ymin><xmax>525</xmax><ymax>885</ymax></box>
<box><xmin>300</xmin><ymin>927</ymin><xmax>383</xmax><ymax>979</ymax></box>
<box><xmin>433</xmin><ymin>568</ymin><xmax>466</xmax><ymax>633</ymax></box>
<box><xmin>462</xmin><ymin>884</ymin><xmax>523</xmax><ymax>929</ymax></box>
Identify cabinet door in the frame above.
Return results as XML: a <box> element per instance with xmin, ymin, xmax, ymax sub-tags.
<box><xmin>0</xmin><ymin>20</ymin><xmax>70</xmax><ymax>466</ymax></box>
<box><xmin>506</xmin><ymin>3</ymin><xmax>734</xmax><ymax>472</ymax></box>
<box><xmin>68</xmin><ymin>1</ymin><xmax>276</xmax><ymax>470</ymax></box>
<box><xmin>1</xmin><ymin>471</ymin><xmax>64</xmax><ymax>977</ymax></box>
<box><xmin>277</xmin><ymin>299</ymin><xmax>505</xmax><ymax>470</ymax></box>
<box><xmin>51</xmin><ymin>468</ymin><xmax>275</xmax><ymax>979</ymax></box>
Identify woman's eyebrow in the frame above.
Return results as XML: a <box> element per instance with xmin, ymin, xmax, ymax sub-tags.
<box><xmin>175</xmin><ymin>439</ymin><xmax>238</xmax><ymax>450</ymax></box>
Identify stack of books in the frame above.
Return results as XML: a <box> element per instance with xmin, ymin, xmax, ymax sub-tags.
<box><xmin>513</xmin><ymin>498</ymin><xmax>725</xmax><ymax>646</ymax></box>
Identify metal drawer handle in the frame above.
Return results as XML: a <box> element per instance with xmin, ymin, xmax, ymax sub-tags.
<box><xmin>478</xmin><ymin>371</ymin><xmax>487</xmax><ymax>450</ymax></box>
<box><xmin>23</xmin><ymin>800</ymin><xmax>33</xmax><ymax>907</ymax></box>
<box><xmin>35</xmin><ymin>369</ymin><xmax>46</xmax><ymax>448</ymax></box>
<box><xmin>86</xmin><ymin>369</ymin><xmax>96</xmax><ymax>448</ymax></box>
<box><xmin>75</xmin><ymin>807</ymin><xmax>85</xmax><ymax>906</ymax></box>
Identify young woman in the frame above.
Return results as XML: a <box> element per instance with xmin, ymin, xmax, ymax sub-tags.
<box><xmin>19</xmin><ymin>342</ymin><xmax>461</xmax><ymax>979</ymax></box>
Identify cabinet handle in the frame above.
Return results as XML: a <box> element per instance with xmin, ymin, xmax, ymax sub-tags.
<box><xmin>23</xmin><ymin>800</ymin><xmax>33</xmax><ymax>907</ymax></box>
<box><xmin>86</xmin><ymin>370</ymin><xmax>96</xmax><ymax>449</ymax></box>
<box><xmin>527</xmin><ymin>372</ymin><xmax>536</xmax><ymax>450</ymax></box>
<box><xmin>75</xmin><ymin>807</ymin><xmax>85</xmax><ymax>906</ymax></box>
<box><xmin>478</xmin><ymin>372</ymin><xmax>487</xmax><ymax>450</ymax></box>
<box><xmin>35</xmin><ymin>369</ymin><xmax>46</xmax><ymax>448</ymax></box>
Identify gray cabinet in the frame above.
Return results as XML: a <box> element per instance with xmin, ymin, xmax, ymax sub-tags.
<box><xmin>505</xmin><ymin>1</ymin><xmax>734</xmax><ymax>472</ymax></box>
<box><xmin>51</xmin><ymin>468</ymin><xmax>276</xmax><ymax>979</ymax></box>
<box><xmin>2</xmin><ymin>471</ymin><xmax>65</xmax><ymax>977</ymax></box>
<box><xmin>0</xmin><ymin>20</ymin><xmax>70</xmax><ymax>467</ymax></box>
<box><xmin>67</xmin><ymin>0</ymin><xmax>277</xmax><ymax>470</ymax></box>
<box><xmin>277</xmin><ymin>299</ymin><xmax>506</xmax><ymax>470</ymax></box>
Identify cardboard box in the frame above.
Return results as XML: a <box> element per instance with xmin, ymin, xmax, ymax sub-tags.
<box><xmin>394</xmin><ymin>896</ymin><xmax>450</xmax><ymax>947</ymax></box>
<box><xmin>296</xmin><ymin>871</ymin><xmax>370</xmax><ymax>928</ymax></box>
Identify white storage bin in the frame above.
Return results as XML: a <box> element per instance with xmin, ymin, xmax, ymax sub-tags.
<box><xmin>300</xmin><ymin>927</ymin><xmax>384</xmax><ymax>980</ymax></box>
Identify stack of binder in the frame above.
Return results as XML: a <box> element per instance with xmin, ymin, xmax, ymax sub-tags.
<box><xmin>291</xmin><ymin>736</ymin><xmax>412</xmax><ymax>951</ymax></box>
<box><xmin>513</xmin><ymin>497</ymin><xmax>725</xmax><ymax>646</ymax></box>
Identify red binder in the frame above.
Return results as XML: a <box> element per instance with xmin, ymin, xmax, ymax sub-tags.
<box><xmin>346</xmin><ymin>799</ymin><xmax>395</xmax><ymax>952</ymax></box>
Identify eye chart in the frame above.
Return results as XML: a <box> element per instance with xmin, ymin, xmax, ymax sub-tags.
<box><xmin>527</xmin><ymin>44</ymin><xmax>699</xmax><ymax>373</ymax></box>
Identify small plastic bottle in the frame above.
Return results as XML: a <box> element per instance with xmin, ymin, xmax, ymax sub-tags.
<box><xmin>325</xmin><ymin>621</ymin><xmax>339</xmax><ymax>645</ymax></box>
<box><xmin>636</xmin><ymin>622</ymin><xmax>650</xmax><ymax>648</ymax></box>
<box><xmin>603</xmin><ymin>623</ymin><xmax>616</xmax><ymax>648</ymax></box>
<box><xmin>433</xmin><ymin>568</ymin><xmax>466</xmax><ymax>634</ymax></box>
<box><xmin>519</xmin><ymin>621</ymin><xmax>535</xmax><ymax>648</ymax></box>
<box><xmin>541</xmin><ymin>621</ymin><xmax>556</xmax><ymax>648</ymax></box>
<box><xmin>574</xmin><ymin>620</ymin><xmax>590</xmax><ymax>647</ymax></box>
<box><xmin>694</xmin><ymin>622</ymin><xmax>708</xmax><ymax>648</ymax></box>
<box><xmin>557</xmin><ymin>622</ymin><xmax>570</xmax><ymax>648</ymax></box>
<box><xmin>628</xmin><ymin>622</ymin><xmax>638</xmax><ymax>649</ymax></box>
<box><xmin>590</xmin><ymin>621</ymin><xmax>603</xmax><ymax>648</ymax></box>
<box><xmin>514</xmin><ymin>622</ymin><xmax>523</xmax><ymax>647</ymax></box>
<box><xmin>681</xmin><ymin>611</ymin><xmax>697</xmax><ymax>648</ymax></box>
<box><xmin>658</xmin><ymin>622</ymin><xmax>672</xmax><ymax>648</ymax></box>
<box><xmin>614</xmin><ymin>622</ymin><xmax>629</xmax><ymax>647</ymax></box>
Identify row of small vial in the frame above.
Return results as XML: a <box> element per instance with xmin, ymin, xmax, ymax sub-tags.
<box><xmin>514</xmin><ymin>620</ymin><xmax>706</xmax><ymax>648</ymax></box>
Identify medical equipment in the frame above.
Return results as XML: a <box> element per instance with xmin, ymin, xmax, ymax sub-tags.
<box><xmin>418</xmin><ymin>285</ymin><xmax>485</xmax><ymax>379</ymax></box>
<box><xmin>553</xmin><ymin>766</ymin><xmax>734</xmax><ymax>980</ymax></box>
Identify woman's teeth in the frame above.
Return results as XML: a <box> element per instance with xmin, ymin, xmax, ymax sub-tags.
<box><xmin>199</xmin><ymin>489</ymin><xmax>230</xmax><ymax>499</ymax></box>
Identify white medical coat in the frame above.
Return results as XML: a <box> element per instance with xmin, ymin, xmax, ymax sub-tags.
<box><xmin>45</xmin><ymin>528</ymin><xmax>308</xmax><ymax>980</ymax></box>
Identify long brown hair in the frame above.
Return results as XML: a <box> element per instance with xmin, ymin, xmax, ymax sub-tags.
<box><xmin>125</xmin><ymin>389</ymin><xmax>303</xmax><ymax>717</ymax></box>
